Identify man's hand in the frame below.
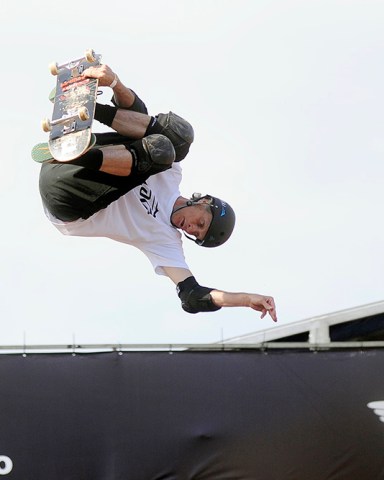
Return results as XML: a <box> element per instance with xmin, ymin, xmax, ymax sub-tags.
<box><xmin>82</xmin><ymin>65</ymin><xmax>136</xmax><ymax>109</ymax></box>
<box><xmin>247</xmin><ymin>294</ymin><xmax>277</xmax><ymax>322</ymax></box>
<box><xmin>83</xmin><ymin>64</ymin><xmax>117</xmax><ymax>87</ymax></box>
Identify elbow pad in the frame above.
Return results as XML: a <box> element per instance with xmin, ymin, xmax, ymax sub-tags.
<box><xmin>112</xmin><ymin>89</ymin><xmax>148</xmax><ymax>114</ymax></box>
<box><xmin>176</xmin><ymin>276</ymin><xmax>221</xmax><ymax>314</ymax></box>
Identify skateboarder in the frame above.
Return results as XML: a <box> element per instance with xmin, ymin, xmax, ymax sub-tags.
<box><xmin>39</xmin><ymin>65</ymin><xmax>277</xmax><ymax>321</ymax></box>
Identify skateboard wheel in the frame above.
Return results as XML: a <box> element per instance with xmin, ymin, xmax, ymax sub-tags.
<box><xmin>49</xmin><ymin>62</ymin><xmax>59</xmax><ymax>76</ymax></box>
<box><xmin>85</xmin><ymin>49</ymin><xmax>96</xmax><ymax>63</ymax></box>
<box><xmin>42</xmin><ymin>118</ymin><xmax>52</xmax><ymax>132</ymax></box>
<box><xmin>78</xmin><ymin>106</ymin><xmax>90</xmax><ymax>121</ymax></box>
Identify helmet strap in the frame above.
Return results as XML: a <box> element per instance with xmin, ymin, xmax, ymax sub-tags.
<box><xmin>170</xmin><ymin>200</ymin><xmax>199</xmax><ymax>227</ymax></box>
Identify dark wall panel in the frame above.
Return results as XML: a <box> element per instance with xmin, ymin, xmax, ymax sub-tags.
<box><xmin>0</xmin><ymin>350</ymin><xmax>383</xmax><ymax>479</ymax></box>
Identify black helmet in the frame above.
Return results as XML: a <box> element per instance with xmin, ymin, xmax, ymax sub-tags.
<box><xmin>193</xmin><ymin>194</ymin><xmax>236</xmax><ymax>248</ymax></box>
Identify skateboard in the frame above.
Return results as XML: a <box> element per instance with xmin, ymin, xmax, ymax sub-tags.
<box><xmin>42</xmin><ymin>49</ymin><xmax>101</xmax><ymax>162</ymax></box>
<box><xmin>31</xmin><ymin>134</ymin><xmax>97</xmax><ymax>163</ymax></box>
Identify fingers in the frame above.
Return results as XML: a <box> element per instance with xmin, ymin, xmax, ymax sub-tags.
<box><xmin>255</xmin><ymin>297</ymin><xmax>278</xmax><ymax>322</ymax></box>
<box><xmin>263</xmin><ymin>308</ymin><xmax>277</xmax><ymax>322</ymax></box>
<box><xmin>264</xmin><ymin>297</ymin><xmax>278</xmax><ymax>322</ymax></box>
<box><xmin>83</xmin><ymin>65</ymin><xmax>115</xmax><ymax>87</ymax></box>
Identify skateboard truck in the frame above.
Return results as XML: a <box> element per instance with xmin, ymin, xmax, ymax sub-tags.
<box><xmin>42</xmin><ymin>106</ymin><xmax>90</xmax><ymax>133</ymax></box>
<box><xmin>48</xmin><ymin>49</ymin><xmax>99</xmax><ymax>76</ymax></box>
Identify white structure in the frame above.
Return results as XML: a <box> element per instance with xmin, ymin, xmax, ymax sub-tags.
<box><xmin>223</xmin><ymin>300</ymin><xmax>384</xmax><ymax>346</ymax></box>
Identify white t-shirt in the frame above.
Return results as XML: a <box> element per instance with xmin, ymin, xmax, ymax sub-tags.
<box><xmin>44</xmin><ymin>163</ymin><xmax>189</xmax><ymax>276</ymax></box>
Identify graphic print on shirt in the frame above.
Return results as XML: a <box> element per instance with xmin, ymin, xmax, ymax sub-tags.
<box><xmin>139</xmin><ymin>183</ymin><xmax>159</xmax><ymax>218</ymax></box>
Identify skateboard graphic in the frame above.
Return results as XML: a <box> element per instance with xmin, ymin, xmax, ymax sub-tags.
<box><xmin>32</xmin><ymin>134</ymin><xmax>97</xmax><ymax>163</ymax></box>
<box><xmin>41</xmin><ymin>49</ymin><xmax>101</xmax><ymax>162</ymax></box>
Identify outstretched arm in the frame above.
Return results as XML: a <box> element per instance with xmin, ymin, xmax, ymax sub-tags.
<box><xmin>163</xmin><ymin>267</ymin><xmax>277</xmax><ymax>322</ymax></box>
<box><xmin>210</xmin><ymin>290</ymin><xmax>277</xmax><ymax>321</ymax></box>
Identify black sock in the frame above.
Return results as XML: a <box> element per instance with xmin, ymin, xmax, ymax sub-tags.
<box><xmin>144</xmin><ymin>116</ymin><xmax>163</xmax><ymax>136</ymax></box>
<box><xmin>69</xmin><ymin>148</ymin><xmax>103</xmax><ymax>170</ymax></box>
<box><xmin>95</xmin><ymin>103</ymin><xmax>118</xmax><ymax>127</ymax></box>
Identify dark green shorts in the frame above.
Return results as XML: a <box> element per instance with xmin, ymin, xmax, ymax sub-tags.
<box><xmin>39</xmin><ymin>133</ymin><xmax>149</xmax><ymax>222</ymax></box>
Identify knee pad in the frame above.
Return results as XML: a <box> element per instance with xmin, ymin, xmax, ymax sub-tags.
<box><xmin>156</xmin><ymin>112</ymin><xmax>194</xmax><ymax>161</ymax></box>
<box><xmin>129</xmin><ymin>134</ymin><xmax>176</xmax><ymax>176</ymax></box>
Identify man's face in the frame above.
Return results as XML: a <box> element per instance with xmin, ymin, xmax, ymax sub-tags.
<box><xmin>172</xmin><ymin>203</ymin><xmax>213</xmax><ymax>242</ymax></box>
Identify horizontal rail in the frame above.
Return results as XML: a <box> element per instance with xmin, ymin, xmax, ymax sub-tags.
<box><xmin>0</xmin><ymin>341</ymin><xmax>383</xmax><ymax>354</ymax></box>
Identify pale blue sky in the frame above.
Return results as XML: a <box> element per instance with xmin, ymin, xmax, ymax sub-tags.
<box><xmin>1</xmin><ymin>0</ymin><xmax>383</xmax><ymax>345</ymax></box>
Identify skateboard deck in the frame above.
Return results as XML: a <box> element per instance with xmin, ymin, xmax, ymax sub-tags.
<box><xmin>42</xmin><ymin>50</ymin><xmax>101</xmax><ymax>162</ymax></box>
<box><xmin>32</xmin><ymin>134</ymin><xmax>97</xmax><ymax>163</ymax></box>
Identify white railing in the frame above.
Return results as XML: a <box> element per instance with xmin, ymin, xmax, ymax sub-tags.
<box><xmin>0</xmin><ymin>341</ymin><xmax>383</xmax><ymax>354</ymax></box>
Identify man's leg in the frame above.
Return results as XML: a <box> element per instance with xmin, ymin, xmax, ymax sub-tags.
<box><xmin>40</xmin><ymin>134</ymin><xmax>175</xmax><ymax>222</ymax></box>
<box><xmin>115</xmin><ymin>110</ymin><xmax>195</xmax><ymax>161</ymax></box>
<box><xmin>95</xmin><ymin>103</ymin><xmax>150</xmax><ymax>139</ymax></box>
<box><xmin>95</xmin><ymin>104</ymin><xmax>194</xmax><ymax>161</ymax></box>
<box><xmin>67</xmin><ymin>134</ymin><xmax>175</xmax><ymax>177</ymax></box>
<box><xmin>98</xmin><ymin>145</ymin><xmax>131</xmax><ymax>176</ymax></box>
